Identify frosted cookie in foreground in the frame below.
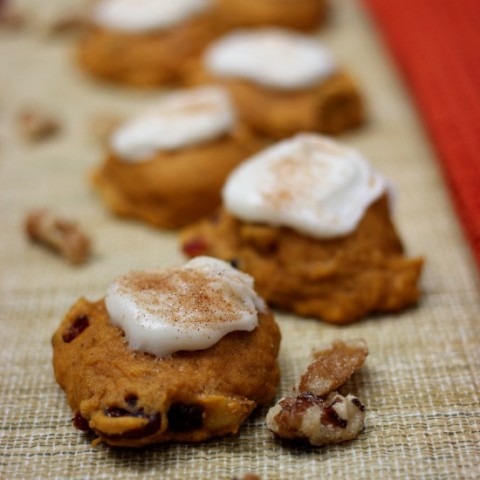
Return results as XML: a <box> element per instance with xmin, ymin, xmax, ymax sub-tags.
<box><xmin>185</xmin><ymin>29</ymin><xmax>364</xmax><ymax>138</ymax></box>
<box><xmin>92</xmin><ymin>87</ymin><xmax>263</xmax><ymax>228</ymax></box>
<box><xmin>181</xmin><ymin>134</ymin><xmax>424</xmax><ymax>324</ymax></box>
<box><xmin>214</xmin><ymin>0</ymin><xmax>328</xmax><ymax>31</ymax></box>
<box><xmin>52</xmin><ymin>257</ymin><xmax>281</xmax><ymax>447</ymax></box>
<box><xmin>77</xmin><ymin>0</ymin><xmax>220</xmax><ymax>87</ymax></box>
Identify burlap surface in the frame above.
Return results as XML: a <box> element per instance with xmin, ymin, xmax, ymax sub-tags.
<box><xmin>1</xmin><ymin>0</ymin><xmax>479</xmax><ymax>478</ymax></box>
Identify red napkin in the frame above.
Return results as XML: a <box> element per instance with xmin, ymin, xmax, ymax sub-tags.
<box><xmin>363</xmin><ymin>0</ymin><xmax>480</xmax><ymax>269</ymax></box>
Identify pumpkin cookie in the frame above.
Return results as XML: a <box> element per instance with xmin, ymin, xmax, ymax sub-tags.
<box><xmin>78</xmin><ymin>0</ymin><xmax>220</xmax><ymax>87</ymax></box>
<box><xmin>185</xmin><ymin>28</ymin><xmax>364</xmax><ymax>138</ymax></box>
<box><xmin>214</xmin><ymin>0</ymin><xmax>328</xmax><ymax>31</ymax></box>
<box><xmin>93</xmin><ymin>86</ymin><xmax>263</xmax><ymax>228</ymax></box>
<box><xmin>181</xmin><ymin>134</ymin><xmax>423</xmax><ymax>324</ymax></box>
<box><xmin>52</xmin><ymin>257</ymin><xmax>281</xmax><ymax>447</ymax></box>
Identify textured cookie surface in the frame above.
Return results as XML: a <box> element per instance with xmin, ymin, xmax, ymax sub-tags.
<box><xmin>181</xmin><ymin>196</ymin><xmax>423</xmax><ymax>323</ymax></box>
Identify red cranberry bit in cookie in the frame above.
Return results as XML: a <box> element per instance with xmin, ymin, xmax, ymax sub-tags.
<box><xmin>167</xmin><ymin>403</ymin><xmax>204</xmax><ymax>432</ymax></box>
<box><xmin>62</xmin><ymin>315</ymin><xmax>89</xmax><ymax>343</ymax></box>
<box><xmin>182</xmin><ymin>236</ymin><xmax>208</xmax><ymax>257</ymax></box>
<box><xmin>73</xmin><ymin>412</ymin><xmax>90</xmax><ymax>431</ymax></box>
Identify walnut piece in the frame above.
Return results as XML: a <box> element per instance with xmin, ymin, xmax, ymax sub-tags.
<box><xmin>266</xmin><ymin>338</ymin><xmax>368</xmax><ymax>446</ymax></box>
<box><xmin>47</xmin><ymin>12</ymin><xmax>87</xmax><ymax>36</ymax></box>
<box><xmin>266</xmin><ymin>392</ymin><xmax>365</xmax><ymax>446</ymax></box>
<box><xmin>17</xmin><ymin>108</ymin><xmax>60</xmax><ymax>142</ymax></box>
<box><xmin>299</xmin><ymin>339</ymin><xmax>368</xmax><ymax>396</ymax></box>
<box><xmin>25</xmin><ymin>210</ymin><xmax>91</xmax><ymax>264</ymax></box>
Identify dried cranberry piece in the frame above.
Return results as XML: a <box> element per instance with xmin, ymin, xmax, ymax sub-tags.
<box><xmin>182</xmin><ymin>236</ymin><xmax>208</xmax><ymax>257</ymax></box>
<box><xmin>62</xmin><ymin>315</ymin><xmax>89</xmax><ymax>343</ymax></box>
<box><xmin>73</xmin><ymin>412</ymin><xmax>90</xmax><ymax>431</ymax></box>
<box><xmin>167</xmin><ymin>403</ymin><xmax>204</xmax><ymax>432</ymax></box>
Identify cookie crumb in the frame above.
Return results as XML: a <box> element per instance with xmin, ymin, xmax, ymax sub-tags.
<box><xmin>17</xmin><ymin>108</ymin><xmax>60</xmax><ymax>142</ymax></box>
<box><xmin>25</xmin><ymin>209</ymin><xmax>91</xmax><ymax>264</ymax></box>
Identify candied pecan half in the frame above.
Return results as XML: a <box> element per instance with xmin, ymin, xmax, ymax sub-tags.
<box><xmin>25</xmin><ymin>209</ymin><xmax>91</xmax><ymax>264</ymax></box>
<box><xmin>299</xmin><ymin>339</ymin><xmax>368</xmax><ymax>396</ymax></box>
<box><xmin>266</xmin><ymin>391</ymin><xmax>365</xmax><ymax>446</ymax></box>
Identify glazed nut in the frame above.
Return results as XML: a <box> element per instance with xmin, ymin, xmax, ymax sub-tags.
<box><xmin>266</xmin><ymin>338</ymin><xmax>368</xmax><ymax>446</ymax></box>
<box><xmin>266</xmin><ymin>391</ymin><xmax>366</xmax><ymax>446</ymax></box>
<box><xmin>25</xmin><ymin>209</ymin><xmax>91</xmax><ymax>264</ymax></box>
<box><xmin>17</xmin><ymin>108</ymin><xmax>60</xmax><ymax>142</ymax></box>
<box><xmin>299</xmin><ymin>338</ymin><xmax>368</xmax><ymax>396</ymax></box>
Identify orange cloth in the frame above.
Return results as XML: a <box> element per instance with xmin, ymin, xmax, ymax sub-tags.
<box><xmin>364</xmin><ymin>0</ymin><xmax>480</xmax><ymax>268</ymax></box>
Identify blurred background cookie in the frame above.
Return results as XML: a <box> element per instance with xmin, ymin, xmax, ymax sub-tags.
<box><xmin>78</xmin><ymin>0</ymin><xmax>221</xmax><ymax>87</ymax></box>
<box><xmin>92</xmin><ymin>86</ymin><xmax>264</xmax><ymax>228</ymax></box>
<box><xmin>181</xmin><ymin>134</ymin><xmax>423</xmax><ymax>323</ymax></box>
<box><xmin>214</xmin><ymin>0</ymin><xmax>328</xmax><ymax>31</ymax></box>
<box><xmin>186</xmin><ymin>28</ymin><xmax>364</xmax><ymax>138</ymax></box>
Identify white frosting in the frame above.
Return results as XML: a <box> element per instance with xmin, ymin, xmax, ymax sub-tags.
<box><xmin>110</xmin><ymin>87</ymin><xmax>236</xmax><ymax>161</ymax></box>
<box><xmin>92</xmin><ymin>0</ymin><xmax>211</xmax><ymax>32</ymax></box>
<box><xmin>105</xmin><ymin>257</ymin><xmax>266</xmax><ymax>357</ymax></box>
<box><xmin>205</xmin><ymin>29</ymin><xmax>337</xmax><ymax>90</ymax></box>
<box><xmin>223</xmin><ymin>133</ymin><xmax>387</xmax><ymax>238</ymax></box>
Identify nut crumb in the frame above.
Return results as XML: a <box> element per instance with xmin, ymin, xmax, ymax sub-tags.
<box><xmin>266</xmin><ymin>338</ymin><xmax>368</xmax><ymax>446</ymax></box>
<box><xmin>233</xmin><ymin>475</ymin><xmax>261</xmax><ymax>480</ymax></box>
<box><xmin>47</xmin><ymin>12</ymin><xmax>87</xmax><ymax>36</ymax></box>
<box><xmin>25</xmin><ymin>209</ymin><xmax>91</xmax><ymax>264</ymax></box>
<box><xmin>0</xmin><ymin>5</ymin><xmax>27</xmax><ymax>30</ymax></box>
<box><xmin>17</xmin><ymin>108</ymin><xmax>60</xmax><ymax>142</ymax></box>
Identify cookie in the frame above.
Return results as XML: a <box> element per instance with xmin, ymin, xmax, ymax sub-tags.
<box><xmin>214</xmin><ymin>0</ymin><xmax>328</xmax><ymax>31</ymax></box>
<box><xmin>181</xmin><ymin>134</ymin><xmax>423</xmax><ymax>324</ymax></box>
<box><xmin>78</xmin><ymin>0</ymin><xmax>220</xmax><ymax>87</ymax></box>
<box><xmin>52</xmin><ymin>257</ymin><xmax>281</xmax><ymax>447</ymax></box>
<box><xmin>92</xmin><ymin>86</ymin><xmax>264</xmax><ymax>228</ymax></box>
<box><xmin>185</xmin><ymin>29</ymin><xmax>364</xmax><ymax>138</ymax></box>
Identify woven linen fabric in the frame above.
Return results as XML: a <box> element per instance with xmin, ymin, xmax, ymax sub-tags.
<box><xmin>363</xmin><ymin>0</ymin><xmax>480</xmax><ymax>269</ymax></box>
<box><xmin>0</xmin><ymin>0</ymin><xmax>479</xmax><ymax>479</ymax></box>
